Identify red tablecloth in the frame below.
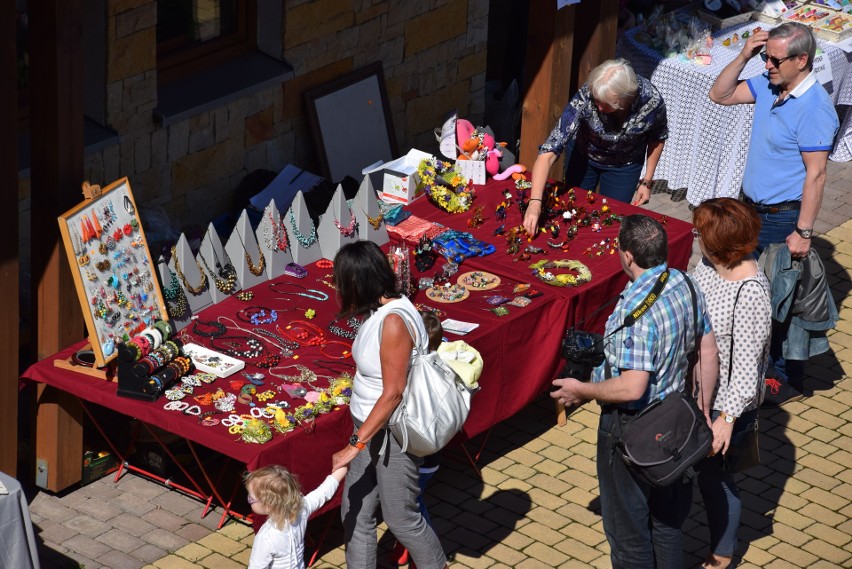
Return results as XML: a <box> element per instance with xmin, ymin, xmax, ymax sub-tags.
<box><xmin>21</xmin><ymin>178</ymin><xmax>693</xmax><ymax>512</ymax></box>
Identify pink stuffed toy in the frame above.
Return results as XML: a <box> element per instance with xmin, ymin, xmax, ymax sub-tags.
<box><xmin>456</xmin><ymin>119</ymin><xmax>502</xmax><ymax>176</ymax></box>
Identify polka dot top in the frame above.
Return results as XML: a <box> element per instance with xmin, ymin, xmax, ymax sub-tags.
<box><xmin>692</xmin><ymin>258</ymin><xmax>771</xmax><ymax>417</ymax></box>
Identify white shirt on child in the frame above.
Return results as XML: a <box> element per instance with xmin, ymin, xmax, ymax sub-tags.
<box><xmin>247</xmin><ymin>475</ymin><xmax>339</xmax><ymax>569</ymax></box>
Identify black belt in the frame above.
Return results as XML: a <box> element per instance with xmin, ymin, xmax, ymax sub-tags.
<box><xmin>743</xmin><ymin>197</ymin><xmax>801</xmax><ymax>214</ymax></box>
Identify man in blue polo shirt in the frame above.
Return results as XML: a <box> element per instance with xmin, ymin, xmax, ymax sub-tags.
<box><xmin>709</xmin><ymin>22</ymin><xmax>839</xmax><ymax>405</ymax></box>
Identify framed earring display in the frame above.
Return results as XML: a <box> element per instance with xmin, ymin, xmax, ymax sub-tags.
<box><xmin>57</xmin><ymin>178</ymin><xmax>168</xmax><ymax>370</ymax></box>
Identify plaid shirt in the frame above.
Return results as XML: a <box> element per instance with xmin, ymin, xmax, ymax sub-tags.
<box><xmin>539</xmin><ymin>75</ymin><xmax>668</xmax><ymax>168</ymax></box>
<box><xmin>592</xmin><ymin>264</ymin><xmax>712</xmax><ymax>411</ymax></box>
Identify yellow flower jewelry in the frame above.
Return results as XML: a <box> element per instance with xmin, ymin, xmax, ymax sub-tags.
<box><xmin>417</xmin><ymin>158</ymin><xmax>473</xmax><ymax>213</ymax></box>
<box><xmin>529</xmin><ymin>259</ymin><xmax>592</xmax><ymax>287</ymax></box>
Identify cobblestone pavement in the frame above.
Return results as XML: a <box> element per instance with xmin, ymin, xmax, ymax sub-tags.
<box><xmin>26</xmin><ymin>159</ymin><xmax>852</xmax><ymax>568</ymax></box>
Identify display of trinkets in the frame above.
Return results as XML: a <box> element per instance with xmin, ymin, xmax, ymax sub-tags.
<box><xmin>58</xmin><ymin>178</ymin><xmax>167</xmax><ymax>367</ymax></box>
<box><xmin>457</xmin><ymin>271</ymin><xmax>501</xmax><ymax>291</ymax></box>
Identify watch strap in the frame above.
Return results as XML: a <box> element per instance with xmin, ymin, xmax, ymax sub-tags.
<box><xmin>795</xmin><ymin>225</ymin><xmax>813</xmax><ymax>238</ymax></box>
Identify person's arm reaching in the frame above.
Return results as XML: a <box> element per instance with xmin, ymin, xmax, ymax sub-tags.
<box><xmin>523</xmin><ymin>151</ymin><xmax>557</xmax><ymax>235</ymax></box>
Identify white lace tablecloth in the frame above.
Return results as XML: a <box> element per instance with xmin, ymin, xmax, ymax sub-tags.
<box><xmin>619</xmin><ymin>20</ymin><xmax>852</xmax><ymax>206</ymax></box>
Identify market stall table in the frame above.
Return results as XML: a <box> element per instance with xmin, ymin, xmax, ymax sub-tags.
<box><xmin>619</xmin><ymin>19</ymin><xmax>852</xmax><ymax>205</ymax></box>
<box><xmin>21</xmin><ymin>178</ymin><xmax>693</xmax><ymax>527</ymax></box>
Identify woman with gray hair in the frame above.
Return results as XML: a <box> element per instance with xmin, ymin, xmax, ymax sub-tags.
<box><xmin>523</xmin><ymin>58</ymin><xmax>668</xmax><ymax>234</ymax></box>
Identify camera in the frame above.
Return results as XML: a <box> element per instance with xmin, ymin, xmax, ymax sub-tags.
<box><xmin>560</xmin><ymin>328</ymin><xmax>605</xmax><ymax>381</ymax></box>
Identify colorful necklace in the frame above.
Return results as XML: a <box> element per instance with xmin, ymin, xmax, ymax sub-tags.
<box><xmin>198</xmin><ymin>249</ymin><xmax>238</xmax><ymax>294</ymax></box>
<box><xmin>328</xmin><ymin>316</ymin><xmax>361</xmax><ymax>340</ymax></box>
<box><xmin>334</xmin><ymin>204</ymin><xmax>358</xmax><ymax>237</ymax></box>
<box><xmin>365</xmin><ymin>210</ymin><xmax>383</xmax><ymax>230</ymax></box>
<box><xmin>163</xmin><ymin>268</ymin><xmax>189</xmax><ymax>318</ymax></box>
<box><xmin>191</xmin><ymin>319</ymin><xmax>226</xmax><ymax>338</ymax></box>
<box><xmin>171</xmin><ymin>245</ymin><xmax>208</xmax><ymax>295</ymax></box>
<box><xmin>209</xmin><ymin>335</ymin><xmax>264</xmax><ymax>359</ymax></box>
<box><xmin>264</xmin><ymin>209</ymin><xmax>289</xmax><ymax>252</ymax></box>
<box><xmin>217</xmin><ymin>316</ymin><xmax>298</xmax><ymax>357</ymax></box>
<box><xmin>288</xmin><ymin>209</ymin><xmax>318</xmax><ymax>248</ymax></box>
<box><xmin>235</xmin><ymin>228</ymin><xmax>266</xmax><ymax>276</ymax></box>
<box><xmin>269</xmin><ymin>282</ymin><xmax>329</xmax><ymax>301</ymax></box>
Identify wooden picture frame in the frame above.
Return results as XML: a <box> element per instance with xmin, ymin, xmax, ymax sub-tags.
<box><xmin>57</xmin><ymin>178</ymin><xmax>168</xmax><ymax>369</ymax></box>
<box><xmin>304</xmin><ymin>62</ymin><xmax>398</xmax><ymax>184</ymax></box>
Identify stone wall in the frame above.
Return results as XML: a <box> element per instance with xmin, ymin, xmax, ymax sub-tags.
<box><xmin>79</xmin><ymin>0</ymin><xmax>489</xmax><ymax>231</ymax></box>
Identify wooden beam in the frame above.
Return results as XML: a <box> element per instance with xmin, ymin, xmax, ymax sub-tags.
<box><xmin>0</xmin><ymin>0</ymin><xmax>20</xmax><ymax>475</ymax></box>
<box><xmin>571</xmin><ymin>0</ymin><xmax>619</xmax><ymax>93</ymax></box>
<box><xmin>519</xmin><ymin>3</ymin><xmax>575</xmax><ymax>170</ymax></box>
<box><xmin>29</xmin><ymin>0</ymin><xmax>86</xmax><ymax>491</ymax></box>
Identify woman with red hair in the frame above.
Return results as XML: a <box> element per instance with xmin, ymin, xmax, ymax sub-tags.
<box><xmin>690</xmin><ymin>198</ymin><xmax>771</xmax><ymax>568</ymax></box>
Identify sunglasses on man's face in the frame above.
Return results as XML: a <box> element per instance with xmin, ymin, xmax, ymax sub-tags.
<box><xmin>759</xmin><ymin>51</ymin><xmax>798</xmax><ymax>68</ymax></box>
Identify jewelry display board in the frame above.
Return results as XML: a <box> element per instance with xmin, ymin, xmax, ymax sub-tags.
<box><xmin>256</xmin><ymin>200</ymin><xmax>293</xmax><ymax>280</ymax></box>
<box><xmin>199</xmin><ymin>223</ymin><xmax>242</xmax><ymax>304</ymax></box>
<box><xmin>284</xmin><ymin>191</ymin><xmax>323</xmax><ymax>266</ymax></box>
<box><xmin>57</xmin><ymin>178</ymin><xmax>168</xmax><ymax>368</ymax></box>
<box><xmin>225</xmin><ymin>210</ymin><xmax>270</xmax><ymax>290</ymax></box>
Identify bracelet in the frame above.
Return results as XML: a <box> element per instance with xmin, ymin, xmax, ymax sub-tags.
<box><xmin>637</xmin><ymin>180</ymin><xmax>651</xmax><ymax>187</ymax></box>
<box><xmin>528</xmin><ymin>198</ymin><xmax>542</xmax><ymax>202</ymax></box>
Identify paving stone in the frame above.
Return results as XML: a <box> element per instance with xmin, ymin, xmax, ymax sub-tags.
<box><xmin>130</xmin><ymin>543</ymin><xmax>169</xmax><ymax>564</ymax></box>
<box><xmin>96</xmin><ymin>527</ymin><xmax>146</xmax><ymax>553</ymax></box>
<box><xmin>141</xmin><ymin>505</ymin><xmax>192</xmax><ymax>531</ymax></box>
<box><xmin>767</xmin><ymin>542</ymin><xmax>819</xmax><ymax>567</ymax></box>
<box><xmin>64</xmin><ymin>513</ymin><xmax>113</xmax><ymax>537</ymax></box>
<box><xmin>172</xmin><ymin>542</ymin><xmax>213</xmax><ymax>562</ymax></box>
<box><xmin>111</xmin><ymin>490</ymin><xmax>159</xmax><ymax>517</ymax></box>
<box><xmin>144</xmin><ymin>527</ymin><xmax>191</xmax><ymax>553</ymax></box>
<box><xmin>523</xmin><ymin>541</ymin><xmax>570</xmax><ymax>565</ymax></box>
<box><xmin>64</xmin><ymin>533</ymin><xmax>112</xmax><ymax>558</ymax></box>
<box><xmin>196</xmin><ymin>531</ymin><xmax>247</xmax><ymax>557</ymax></box>
<box><xmin>801</xmin><ymin>486</ymin><xmax>850</xmax><ymax>511</ymax></box>
<box><xmin>96</xmin><ymin>549</ymin><xmax>146</xmax><ymax>569</ymax></box>
<box><xmin>175</xmin><ymin>520</ymin><xmax>216</xmax><ymax>542</ymax></box>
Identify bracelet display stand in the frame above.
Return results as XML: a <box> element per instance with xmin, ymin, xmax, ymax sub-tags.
<box><xmin>158</xmin><ymin>257</ymin><xmax>193</xmax><ymax>331</ymax></box>
<box><xmin>317</xmin><ymin>185</ymin><xmax>360</xmax><ymax>260</ymax></box>
<box><xmin>199</xmin><ymin>224</ymin><xmax>242</xmax><ymax>304</ymax></box>
<box><xmin>256</xmin><ymin>200</ymin><xmax>292</xmax><ymax>280</ymax></box>
<box><xmin>225</xmin><ymin>210</ymin><xmax>269</xmax><ymax>291</ymax></box>
<box><xmin>284</xmin><ymin>191</ymin><xmax>323</xmax><ymax>266</ymax></box>
<box><xmin>171</xmin><ymin>235</ymin><xmax>214</xmax><ymax>312</ymax></box>
<box><xmin>116</xmin><ymin>337</ymin><xmax>188</xmax><ymax>402</ymax></box>
<box><xmin>355</xmin><ymin>174</ymin><xmax>389</xmax><ymax>246</ymax></box>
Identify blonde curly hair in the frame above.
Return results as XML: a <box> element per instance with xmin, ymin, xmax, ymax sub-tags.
<box><xmin>243</xmin><ymin>465</ymin><xmax>303</xmax><ymax>528</ymax></box>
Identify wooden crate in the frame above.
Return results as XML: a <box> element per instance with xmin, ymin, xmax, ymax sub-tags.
<box><xmin>812</xmin><ymin>11</ymin><xmax>852</xmax><ymax>40</ymax></box>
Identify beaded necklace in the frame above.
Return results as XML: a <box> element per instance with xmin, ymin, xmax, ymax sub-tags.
<box><xmin>197</xmin><ymin>249</ymin><xmax>238</xmax><ymax>294</ymax></box>
<box><xmin>364</xmin><ymin>210</ymin><xmax>383</xmax><ymax>230</ymax></box>
<box><xmin>209</xmin><ymin>335</ymin><xmax>264</xmax><ymax>359</ymax></box>
<box><xmin>163</xmin><ymin>269</ymin><xmax>189</xmax><ymax>318</ymax></box>
<box><xmin>328</xmin><ymin>316</ymin><xmax>361</xmax><ymax>340</ymax></box>
<box><xmin>333</xmin><ymin>204</ymin><xmax>358</xmax><ymax>237</ymax></box>
<box><xmin>269</xmin><ymin>282</ymin><xmax>329</xmax><ymax>301</ymax></box>
<box><xmin>264</xmin><ymin>210</ymin><xmax>289</xmax><ymax>252</ymax></box>
<box><xmin>217</xmin><ymin>316</ymin><xmax>299</xmax><ymax>357</ymax></box>
<box><xmin>288</xmin><ymin>209</ymin><xmax>318</xmax><ymax>248</ymax></box>
<box><xmin>171</xmin><ymin>245</ymin><xmax>208</xmax><ymax>295</ymax></box>
<box><xmin>268</xmin><ymin>364</ymin><xmax>318</xmax><ymax>386</ymax></box>
<box><xmin>235</xmin><ymin>228</ymin><xmax>266</xmax><ymax>276</ymax></box>
<box><xmin>191</xmin><ymin>319</ymin><xmax>226</xmax><ymax>338</ymax></box>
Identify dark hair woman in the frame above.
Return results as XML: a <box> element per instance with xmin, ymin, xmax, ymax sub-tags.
<box><xmin>331</xmin><ymin>241</ymin><xmax>448</xmax><ymax>569</ymax></box>
<box><xmin>691</xmin><ymin>198</ymin><xmax>771</xmax><ymax>569</ymax></box>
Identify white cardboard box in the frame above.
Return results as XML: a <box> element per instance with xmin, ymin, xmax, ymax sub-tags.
<box><xmin>182</xmin><ymin>343</ymin><xmax>245</xmax><ymax>378</ymax></box>
<box><xmin>364</xmin><ymin>149</ymin><xmax>434</xmax><ymax>204</ymax></box>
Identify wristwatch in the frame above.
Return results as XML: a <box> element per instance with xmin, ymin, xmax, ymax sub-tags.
<box><xmin>795</xmin><ymin>225</ymin><xmax>814</xmax><ymax>239</ymax></box>
<box><xmin>349</xmin><ymin>434</ymin><xmax>366</xmax><ymax>450</ymax></box>
<box><xmin>720</xmin><ymin>412</ymin><xmax>736</xmax><ymax>424</ymax></box>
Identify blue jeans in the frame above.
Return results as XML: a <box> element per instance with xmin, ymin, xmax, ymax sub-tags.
<box><xmin>696</xmin><ymin>409</ymin><xmax>758</xmax><ymax>558</ymax></box>
<box><xmin>564</xmin><ymin>142</ymin><xmax>644</xmax><ymax>203</ymax></box>
<box><xmin>753</xmin><ymin>208</ymin><xmax>803</xmax><ymax>383</ymax></box>
<box><xmin>597</xmin><ymin>409</ymin><xmax>692</xmax><ymax>569</ymax></box>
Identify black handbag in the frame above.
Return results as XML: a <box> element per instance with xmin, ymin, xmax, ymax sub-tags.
<box><xmin>616</xmin><ymin>275</ymin><xmax>713</xmax><ymax>487</ymax></box>
<box><xmin>722</xmin><ymin>281</ymin><xmax>761</xmax><ymax>473</ymax></box>
<box><xmin>618</xmin><ymin>391</ymin><xmax>713</xmax><ymax>487</ymax></box>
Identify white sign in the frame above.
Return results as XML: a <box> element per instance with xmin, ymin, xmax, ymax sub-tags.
<box><xmin>812</xmin><ymin>52</ymin><xmax>833</xmax><ymax>87</ymax></box>
<box><xmin>456</xmin><ymin>160</ymin><xmax>486</xmax><ymax>186</ymax></box>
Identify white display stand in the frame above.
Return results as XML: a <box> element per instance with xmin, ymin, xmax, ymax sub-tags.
<box><xmin>157</xmin><ymin>256</ymin><xmax>192</xmax><ymax>331</ymax></box>
<box><xmin>255</xmin><ymin>200</ymin><xmax>292</xmax><ymax>280</ymax></box>
<box><xmin>355</xmin><ymin>174</ymin><xmax>389</xmax><ymax>246</ymax></box>
<box><xmin>284</xmin><ymin>191</ymin><xmax>323</xmax><ymax>266</ymax></box>
<box><xmin>225</xmin><ymin>210</ymin><xmax>269</xmax><ymax>290</ymax></box>
<box><xmin>317</xmin><ymin>185</ymin><xmax>360</xmax><ymax>260</ymax></box>
<box><xmin>171</xmin><ymin>234</ymin><xmax>214</xmax><ymax>315</ymax></box>
<box><xmin>199</xmin><ymin>223</ymin><xmax>242</xmax><ymax>304</ymax></box>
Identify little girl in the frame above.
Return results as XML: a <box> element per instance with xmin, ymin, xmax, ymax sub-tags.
<box><xmin>244</xmin><ymin>464</ymin><xmax>347</xmax><ymax>569</ymax></box>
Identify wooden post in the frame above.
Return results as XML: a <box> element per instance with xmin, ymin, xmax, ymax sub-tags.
<box><xmin>571</xmin><ymin>0</ymin><xmax>619</xmax><ymax>93</ymax></box>
<box><xmin>0</xmin><ymin>0</ymin><xmax>20</xmax><ymax>475</ymax></box>
<box><xmin>29</xmin><ymin>0</ymin><xmax>87</xmax><ymax>490</ymax></box>
<box><xmin>519</xmin><ymin>3</ymin><xmax>575</xmax><ymax>170</ymax></box>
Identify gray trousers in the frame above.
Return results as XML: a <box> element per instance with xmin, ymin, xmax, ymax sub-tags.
<box><xmin>341</xmin><ymin>426</ymin><xmax>446</xmax><ymax>569</ymax></box>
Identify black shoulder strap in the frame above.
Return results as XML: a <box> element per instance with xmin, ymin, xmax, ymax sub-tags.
<box><xmin>605</xmin><ymin>269</ymin><xmax>670</xmax><ymax>340</ymax></box>
<box><xmin>726</xmin><ymin>280</ymin><xmax>755</xmax><ymax>387</ymax></box>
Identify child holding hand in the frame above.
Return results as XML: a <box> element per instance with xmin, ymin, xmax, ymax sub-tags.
<box><xmin>244</xmin><ymin>463</ymin><xmax>347</xmax><ymax>569</ymax></box>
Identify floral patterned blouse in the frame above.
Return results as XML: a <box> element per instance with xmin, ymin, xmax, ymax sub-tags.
<box><xmin>539</xmin><ymin>75</ymin><xmax>668</xmax><ymax>168</ymax></box>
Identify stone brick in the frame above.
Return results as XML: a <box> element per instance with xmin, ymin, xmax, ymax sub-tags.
<box><xmin>771</xmin><ymin>506</ymin><xmax>815</xmax><ymax>530</ymax></box>
<box><xmin>804</xmin><ymin>522</ymin><xmax>852</xmax><ymax>547</ymax></box>
<box><xmin>285</xmin><ymin>0</ymin><xmax>354</xmax><ymax>49</ymax></box>
<box><xmin>801</xmin><ymin>408</ymin><xmax>846</xmax><ymax>430</ymax></box>
<box><xmin>107</xmin><ymin>27</ymin><xmax>156</xmax><ymax>83</ymax></box>
<box><xmin>483</xmin><ymin>542</ymin><xmax>526</xmax><ymax>567</ymax></box>
<box><xmin>171</xmin><ymin>138</ymin><xmax>244</xmax><ymax>195</ymax></box>
<box><xmin>174</xmin><ymin>542</ymin><xmax>214</xmax><ymax>562</ymax></box>
<box><xmin>553</xmin><ymin>537</ymin><xmax>604</xmax><ymax>563</ymax></box>
<box><xmin>245</xmin><ymin>107</ymin><xmax>275</xmax><ymax>147</ymax></box>
<box><xmin>806</xmin><ymin>426</ymin><xmax>841</xmax><ymax>445</ymax></box>
<box><xmin>115</xmin><ymin>3</ymin><xmax>156</xmax><ymax>39</ymax></box>
<box><xmin>801</xmin><ymin>486</ymin><xmax>850</xmax><ymax>511</ymax></box>
<box><xmin>799</xmin><ymin>503</ymin><xmax>845</xmax><ymax>527</ymax></box>
<box><xmin>794</xmin><ymin>467</ymin><xmax>842</xmax><ymax>491</ymax></box>
<box><xmin>404</xmin><ymin>2</ymin><xmax>467</xmax><ymax>58</ymax></box>
<box><xmin>524</xmin><ymin>541</ymin><xmax>570</xmax><ymax>565</ymax></box>
<box><xmin>560</xmin><ymin>521</ymin><xmax>607</xmax><ymax>547</ymax></box>
<box><xmin>798</xmin><ymin>454</ymin><xmax>844</xmax><ymax>477</ymax></box>
<box><xmin>64</xmin><ymin>533</ymin><xmax>112</xmax><ymax>558</ymax></box>
<box><xmin>282</xmin><ymin>59</ymin><xmax>353</xmax><ymax>119</ymax></box>
<box><xmin>97</xmin><ymin>549</ymin><xmax>146</xmax><ymax>569</ymax></box>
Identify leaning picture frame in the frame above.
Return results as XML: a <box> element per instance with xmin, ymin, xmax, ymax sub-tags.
<box><xmin>57</xmin><ymin>178</ymin><xmax>168</xmax><ymax>370</ymax></box>
<box><xmin>304</xmin><ymin>62</ymin><xmax>398</xmax><ymax>184</ymax></box>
